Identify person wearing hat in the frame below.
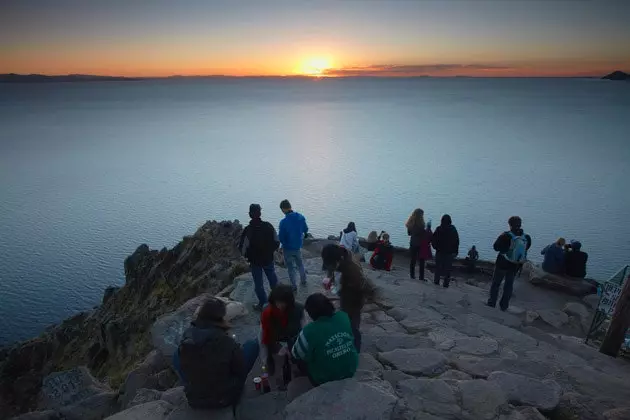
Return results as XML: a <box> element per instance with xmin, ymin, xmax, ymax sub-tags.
<box><xmin>174</xmin><ymin>297</ymin><xmax>259</xmax><ymax>409</ymax></box>
<box><xmin>565</xmin><ymin>240</ymin><xmax>588</xmax><ymax>278</ymax></box>
<box><xmin>239</xmin><ymin>203</ymin><xmax>280</xmax><ymax>311</ymax></box>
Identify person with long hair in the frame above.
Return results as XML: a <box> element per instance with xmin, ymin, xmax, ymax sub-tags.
<box><xmin>406</xmin><ymin>208</ymin><xmax>430</xmax><ymax>280</ymax></box>
<box><xmin>321</xmin><ymin>244</ymin><xmax>376</xmax><ymax>352</ymax></box>
<box><xmin>339</xmin><ymin>222</ymin><xmax>359</xmax><ymax>253</ymax></box>
<box><xmin>259</xmin><ymin>285</ymin><xmax>305</xmax><ymax>374</ymax></box>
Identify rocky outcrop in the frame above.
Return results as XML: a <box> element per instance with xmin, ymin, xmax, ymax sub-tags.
<box><xmin>528</xmin><ymin>265</ymin><xmax>597</xmax><ymax>296</ymax></box>
<box><xmin>0</xmin><ymin>221</ymin><xmax>247</xmax><ymax>418</ymax></box>
<box><xmin>602</xmin><ymin>71</ymin><xmax>630</xmax><ymax>81</ymax></box>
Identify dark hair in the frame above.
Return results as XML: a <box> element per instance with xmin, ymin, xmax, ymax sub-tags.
<box><xmin>194</xmin><ymin>298</ymin><xmax>227</xmax><ymax>329</ymax></box>
<box><xmin>280</xmin><ymin>199</ymin><xmax>292</xmax><ymax>210</ymax></box>
<box><xmin>249</xmin><ymin>203</ymin><xmax>261</xmax><ymax>219</ymax></box>
<box><xmin>343</xmin><ymin>222</ymin><xmax>356</xmax><ymax>234</ymax></box>
<box><xmin>440</xmin><ymin>214</ymin><xmax>452</xmax><ymax>226</ymax></box>
<box><xmin>305</xmin><ymin>293</ymin><xmax>335</xmax><ymax>320</ymax></box>
<box><xmin>268</xmin><ymin>284</ymin><xmax>295</xmax><ymax>310</ymax></box>
<box><xmin>508</xmin><ymin>216</ymin><xmax>522</xmax><ymax>230</ymax></box>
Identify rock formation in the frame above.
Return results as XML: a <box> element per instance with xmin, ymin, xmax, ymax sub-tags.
<box><xmin>602</xmin><ymin>71</ymin><xmax>630</xmax><ymax>81</ymax></box>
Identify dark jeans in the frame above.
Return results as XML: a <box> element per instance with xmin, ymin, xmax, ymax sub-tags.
<box><xmin>409</xmin><ymin>245</ymin><xmax>420</xmax><ymax>278</ymax></box>
<box><xmin>488</xmin><ymin>267</ymin><xmax>517</xmax><ymax>310</ymax></box>
<box><xmin>347</xmin><ymin>310</ymin><xmax>362</xmax><ymax>353</ymax></box>
<box><xmin>173</xmin><ymin>338</ymin><xmax>260</xmax><ymax>385</ymax></box>
<box><xmin>434</xmin><ymin>253</ymin><xmax>454</xmax><ymax>287</ymax></box>
<box><xmin>251</xmin><ymin>262</ymin><xmax>279</xmax><ymax>306</ymax></box>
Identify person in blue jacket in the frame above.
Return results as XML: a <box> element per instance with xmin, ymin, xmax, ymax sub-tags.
<box><xmin>278</xmin><ymin>199</ymin><xmax>309</xmax><ymax>291</ymax></box>
<box><xmin>541</xmin><ymin>238</ymin><xmax>566</xmax><ymax>275</ymax></box>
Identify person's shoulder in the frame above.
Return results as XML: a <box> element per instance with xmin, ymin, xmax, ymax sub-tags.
<box><xmin>335</xmin><ymin>310</ymin><xmax>351</xmax><ymax>324</ymax></box>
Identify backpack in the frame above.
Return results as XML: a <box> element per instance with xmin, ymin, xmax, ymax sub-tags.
<box><xmin>503</xmin><ymin>232</ymin><xmax>528</xmax><ymax>263</ymax></box>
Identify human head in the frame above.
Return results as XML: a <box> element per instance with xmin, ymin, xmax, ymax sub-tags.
<box><xmin>471</xmin><ymin>245</ymin><xmax>476</xmax><ymax>250</ymax></box>
<box><xmin>440</xmin><ymin>214</ymin><xmax>452</xmax><ymax>226</ymax></box>
<box><xmin>268</xmin><ymin>284</ymin><xmax>295</xmax><ymax>311</ymax></box>
<box><xmin>556</xmin><ymin>237</ymin><xmax>566</xmax><ymax>247</ymax></box>
<box><xmin>382</xmin><ymin>232</ymin><xmax>390</xmax><ymax>243</ymax></box>
<box><xmin>570</xmin><ymin>240</ymin><xmax>582</xmax><ymax>251</ymax></box>
<box><xmin>279</xmin><ymin>199</ymin><xmax>292</xmax><ymax>214</ymax></box>
<box><xmin>304</xmin><ymin>293</ymin><xmax>335</xmax><ymax>321</ymax></box>
<box><xmin>508</xmin><ymin>216</ymin><xmax>522</xmax><ymax>231</ymax></box>
<box><xmin>344</xmin><ymin>222</ymin><xmax>356</xmax><ymax>233</ymax></box>
<box><xmin>193</xmin><ymin>298</ymin><xmax>230</xmax><ymax>330</ymax></box>
<box><xmin>249</xmin><ymin>203</ymin><xmax>262</xmax><ymax>219</ymax></box>
<box><xmin>405</xmin><ymin>208</ymin><xmax>425</xmax><ymax>229</ymax></box>
<box><xmin>321</xmin><ymin>244</ymin><xmax>349</xmax><ymax>272</ymax></box>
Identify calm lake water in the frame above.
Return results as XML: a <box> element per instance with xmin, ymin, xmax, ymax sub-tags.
<box><xmin>1</xmin><ymin>78</ymin><xmax>629</xmax><ymax>345</ymax></box>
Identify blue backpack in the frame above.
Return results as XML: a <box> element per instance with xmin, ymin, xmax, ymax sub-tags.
<box><xmin>503</xmin><ymin>231</ymin><xmax>528</xmax><ymax>263</ymax></box>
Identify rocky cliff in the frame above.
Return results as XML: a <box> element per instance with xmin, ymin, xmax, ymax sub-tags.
<box><xmin>0</xmin><ymin>221</ymin><xmax>248</xmax><ymax>418</ymax></box>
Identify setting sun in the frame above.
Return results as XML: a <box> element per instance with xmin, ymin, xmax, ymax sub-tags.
<box><xmin>298</xmin><ymin>57</ymin><xmax>333</xmax><ymax>76</ymax></box>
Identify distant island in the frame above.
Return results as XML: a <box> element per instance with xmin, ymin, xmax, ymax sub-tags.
<box><xmin>602</xmin><ymin>71</ymin><xmax>630</xmax><ymax>81</ymax></box>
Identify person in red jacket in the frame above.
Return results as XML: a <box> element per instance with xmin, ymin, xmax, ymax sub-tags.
<box><xmin>370</xmin><ymin>232</ymin><xmax>394</xmax><ymax>271</ymax></box>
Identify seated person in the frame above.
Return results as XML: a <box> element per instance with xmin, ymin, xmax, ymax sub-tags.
<box><xmin>291</xmin><ymin>293</ymin><xmax>358</xmax><ymax>388</ymax></box>
<box><xmin>541</xmin><ymin>237</ymin><xmax>566</xmax><ymax>275</ymax></box>
<box><xmin>465</xmin><ymin>245</ymin><xmax>479</xmax><ymax>272</ymax></box>
<box><xmin>260</xmin><ymin>285</ymin><xmax>305</xmax><ymax>374</ymax></box>
<box><xmin>174</xmin><ymin>297</ymin><xmax>259</xmax><ymax>409</ymax></box>
<box><xmin>565</xmin><ymin>240</ymin><xmax>588</xmax><ymax>278</ymax></box>
<box><xmin>370</xmin><ymin>232</ymin><xmax>394</xmax><ymax>271</ymax></box>
<box><xmin>366</xmin><ymin>230</ymin><xmax>379</xmax><ymax>251</ymax></box>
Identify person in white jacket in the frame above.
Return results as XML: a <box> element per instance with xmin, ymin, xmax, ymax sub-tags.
<box><xmin>339</xmin><ymin>222</ymin><xmax>359</xmax><ymax>253</ymax></box>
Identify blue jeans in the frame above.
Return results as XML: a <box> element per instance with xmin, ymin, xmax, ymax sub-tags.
<box><xmin>251</xmin><ymin>263</ymin><xmax>279</xmax><ymax>306</ymax></box>
<box><xmin>488</xmin><ymin>267</ymin><xmax>517</xmax><ymax>310</ymax></box>
<box><xmin>173</xmin><ymin>338</ymin><xmax>260</xmax><ymax>385</ymax></box>
<box><xmin>283</xmin><ymin>249</ymin><xmax>306</xmax><ymax>287</ymax></box>
<box><xmin>434</xmin><ymin>253</ymin><xmax>454</xmax><ymax>287</ymax></box>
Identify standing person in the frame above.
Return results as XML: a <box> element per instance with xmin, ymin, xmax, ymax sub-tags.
<box><xmin>370</xmin><ymin>232</ymin><xmax>394</xmax><ymax>271</ymax></box>
<box><xmin>239</xmin><ymin>204</ymin><xmax>280</xmax><ymax>311</ymax></box>
<box><xmin>541</xmin><ymin>238</ymin><xmax>566</xmax><ymax>275</ymax></box>
<box><xmin>321</xmin><ymin>244</ymin><xmax>376</xmax><ymax>352</ymax></box>
<box><xmin>487</xmin><ymin>216</ymin><xmax>532</xmax><ymax>311</ymax></box>
<box><xmin>174</xmin><ymin>298</ymin><xmax>259</xmax><ymax>410</ymax></box>
<box><xmin>339</xmin><ymin>222</ymin><xmax>359</xmax><ymax>253</ymax></box>
<box><xmin>565</xmin><ymin>240</ymin><xmax>588</xmax><ymax>278</ymax></box>
<box><xmin>406</xmin><ymin>208</ymin><xmax>427</xmax><ymax>280</ymax></box>
<box><xmin>417</xmin><ymin>220</ymin><xmax>433</xmax><ymax>281</ymax></box>
<box><xmin>431</xmin><ymin>214</ymin><xmax>460</xmax><ymax>288</ymax></box>
<box><xmin>278</xmin><ymin>199</ymin><xmax>309</xmax><ymax>292</ymax></box>
<box><xmin>259</xmin><ymin>285</ymin><xmax>305</xmax><ymax>375</ymax></box>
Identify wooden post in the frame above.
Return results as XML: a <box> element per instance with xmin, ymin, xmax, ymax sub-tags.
<box><xmin>600</xmin><ymin>274</ymin><xmax>630</xmax><ymax>357</ymax></box>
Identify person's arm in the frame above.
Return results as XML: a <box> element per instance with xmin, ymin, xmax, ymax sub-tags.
<box><xmin>278</xmin><ymin>220</ymin><xmax>286</xmax><ymax>248</ymax></box>
<box><xmin>431</xmin><ymin>228</ymin><xmax>440</xmax><ymax>250</ymax></box>
<box><xmin>302</xmin><ymin>216</ymin><xmax>309</xmax><ymax>236</ymax></box>
<box><xmin>271</xmin><ymin>225</ymin><xmax>280</xmax><ymax>251</ymax></box>
<box><xmin>352</xmin><ymin>233</ymin><xmax>359</xmax><ymax>252</ymax></box>
<box><xmin>454</xmin><ymin>229</ymin><xmax>460</xmax><ymax>255</ymax></box>
<box><xmin>385</xmin><ymin>251</ymin><xmax>393</xmax><ymax>271</ymax></box>
<box><xmin>541</xmin><ymin>245</ymin><xmax>549</xmax><ymax>256</ymax></box>
<box><xmin>526</xmin><ymin>235</ymin><xmax>532</xmax><ymax>251</ymax></box>
<box><xmin>493</xmin><ymin>233</ymin><xmax>509</xmax><ymax>253</ymax></box>
<box><xmin>239</xmin><ymin>226</ymin><xmax>249</xmax><ymax>256</ymax></box>
<box><xmin>291</xmin><ymin>329</ymin><xmax>309</xmax><ymax>361</ymax></box>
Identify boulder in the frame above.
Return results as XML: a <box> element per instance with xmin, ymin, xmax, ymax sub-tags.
<box><xmin>487</xmin><ymin>371</ymin><xmax>562</xmax><ymax>411</ymax></box>
<box><xmin>156</xmin><ymin>368</ymin><xmax>179</xmax><ymax>390</ymax></box>
<box><xmin>427</xmin><ymin>327</ymin><xmax>468</xmax><ymax>345</ymax></box>
<box><xmin>563</xmin><ymin>302</ymin><xmax>590</xmax><ymax>325</ymax></box>
<box><xmin>438</xmin><ymin>370</ymin><xmax>472</xmax><ymax>381</ymax></box>
<box><xmin>382</xmin><ymin>370</ymin><xmax>414</xmax><ymax>387</ymax></box>
<box><xmin>39</xmin><ymin>366</ymin><xmax>111</xmax><ymax>410</ymax></box>
<box><xmin>284</xmin><ymin>378</ymin><xmax>397</xmax><ymax>420</ymax></box>
<box><xmin>396</xmin><ymin>378</ymin><xmax>460</xmax><ymax>418</ymax></box>
<box><xmin>127</xmin><ymin>388</ymin><xmax>163</xmax><ymax>408</ymax></box>
<box><xmin>374</xmin><ymin>322</ymin><xmax>408</xmax><ymax>334</ymax></box>
<box><xmin>501</xmin><ymin>407</ymin><xmax>546</xmax><ymax>420</ymax></box>
<box><xmin>102</xmin><ymin>287</ymin><xmax>120</xmax><ymax>305</ymax></box>
<box><xmin>537</xmin><ymin>309</ymin><xmax>569</xmax><ymax>329</ymax></box>
<box><xmin>10</xmin><ymin>411</ymin><xmax>63</xmax><ymax>420</ymax></box>
<box><xmin>165</xmin><ymin>405</ymin><xmax>234</xmax><ymax>420</ymax></box>
<box><xmin>457</xmin><ymin>379</ymin><xmax>508</xmax><ymax>420</ymax></box>
<box><xmin>160</xmin><ymin>387</ymin><xmax>187</xmax><ymax>407</ymax></box>
<box><xmin>377</xmin><ymin>348</ymin><xmax>448</xmax><ymax>376</ymax></box>
<box><xmin>399</xmin><ymin>319</ymin><xmax>436</xmax><ymax>334</ymax></box>
<box><xmin>529</xmin><ymin>268</ymin><xmax>597</xmax><ymax>296</ymax></box>
<box><xmin>583</xmin><ymin>294</ymin><xmax>600</xmax><ymax>310</ymax></box>
<box><xmin>438</xmin><ymin>337</ymin><xmax>499</xmax><ymax>356</ymax></box>
<box><xmin>604</xmin><ymin>407</ymin><xmax>630</xmax><ymax>420</ymax></box>
<box><xmin>59</xmin><ymin>391</ymin><xmax>119</xmax><ymax>420</ymax></box>
<box><xmin>386</xmin><ymin>308</ymin><xmax>408</xmax><ymax>322</ymax></box>
<box><xmin>237</xmin><ymin>391</ymin><xmax>288</xmax><ymax>420</ymax></box>
<box><xmin>105</xmin><ymin>400</ymin><xmax>173</xmax><ymax>420</ymax></box>
<box><xmin>356</xmin><ymin>353</ymin><xmax>384</xmax><ymax>382</ymax></box>
<box><xmin>150</xmin><ymin>294</ymin><xmax>246</xmax><ymax>358</ymax></box>
<box><xmin>554</xmin><ymin>392</ymin><xmax>605</xmax><ymax>420</ymax></box>
<box><xmin>372</xmin><ymin>333</ymin><xmax>434</xmax><ymax>353</ymax></box>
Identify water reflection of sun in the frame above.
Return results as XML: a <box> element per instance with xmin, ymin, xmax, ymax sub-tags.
<box><xmin>299</xmin><ymin>57</ymin><xmax>333</xmax><ymax>77</ymax></box>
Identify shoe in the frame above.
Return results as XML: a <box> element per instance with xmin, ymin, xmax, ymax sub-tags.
<box><xmin>433</xmin><ymin>281</ymin><xmax>440</xmax><ymax>286</ymax></box>
<box><xmin>410</xmin><ymin>276</ymin><xmax>416</xmax><ymax>280</ymax></box>
<box><xmin>443</xmin><ymin>284</ymin><xmax>449</xmax><ymax>288</ymax></box>
<box><xmin>486</xmin><ymin>301</ymin><xmax>496</xmax><ymax>308</ymax></box>
<box><xmin>253</xmin><ymin>303</ymin><xmax>264</xmax><ymax>312</ymax></box>
<box><xmin>300</xmin><ymin>280</ymin><xmax>308</xmax><ymax>287</ymax></box>
<box><xmin>292</xmin><ymin>285</ymin><xmax>298</xmax><ymax>293</ymax></box>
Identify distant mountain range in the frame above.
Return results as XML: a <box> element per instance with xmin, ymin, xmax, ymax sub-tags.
<box><xmin>1</xmin><ymin>71</ymin><xmax>629</xmax><ymax>83</ymax></box>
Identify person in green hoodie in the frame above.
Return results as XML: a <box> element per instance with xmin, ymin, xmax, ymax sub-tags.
<box><xmin>290</xmin><ymin>293</ymin><xmax>358</xmax><ymax>393</ymax></box>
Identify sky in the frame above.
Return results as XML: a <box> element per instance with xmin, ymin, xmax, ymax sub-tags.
<box><xmin>1</xmin><ymin>0</ymin><xmax>629</xmax><ymax>77</ymax></box>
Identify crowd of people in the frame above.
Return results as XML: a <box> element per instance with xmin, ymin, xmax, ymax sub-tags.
<box><xmin>171</xmin><ymin>200</ymin><xmax>589</xmax><ymax>412</ymax></box>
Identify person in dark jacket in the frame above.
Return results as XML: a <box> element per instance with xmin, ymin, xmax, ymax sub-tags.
<box><xmin>174</xmin><ymin>298</ymin><xmax>259</xmax><ymax>410</ymax></box>
<box><xmin>565</xmin><ymin>240</ymin><xmax>588</xmax><ymax>278</ymax></box>
<box><xmin>465</xmin><ymin>245</ymin><xmax>479</xmax><ymax>273</ymax></box>
<box><xmin>259</xmin><ymin>285</ymin><xmax>305</xmax><ymax>374</ymax></box>
<box><xmin>487</xmin><ymin>216</ymin><xmax>532</xmax><ymax>311</ymax></box>
<box><xmin>406</xmin><ymin>208</ymin><xmax>427</xmax><ymax>279</ymax></box>
<box><xmin>431</xmin><ymin>214</ymin><xmax>460</xmax><ymax>288</ymax></box>
<box><xmin>239</xmin><ymin>204</ymin><xmax>280</xmax><ymax>310</ymax></box>
<box><xmin>370</xmin><ymin>232</ymin><xmax>394</xmax><ymax>271</ymax></box>
<box><xmin>541</xmin><ymin>238</ymin><xmax>566</xmax><ymax>275</ymax></box>
<box><xmin>321</xmin><ymin>244</ymin><xmax>377</xmax><ymax>352</ymax></box>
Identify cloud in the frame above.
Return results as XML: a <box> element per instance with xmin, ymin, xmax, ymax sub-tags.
<box><xmin>323</xmin><ymin>63</ymin><xmax>513</xmax><ymax>77</ymax></box>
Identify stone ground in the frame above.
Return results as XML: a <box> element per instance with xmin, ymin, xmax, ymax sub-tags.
<box><xmin>18</xmin><ymin>247</ymin><xmax>630</xmax><ymax>420</ymax></box>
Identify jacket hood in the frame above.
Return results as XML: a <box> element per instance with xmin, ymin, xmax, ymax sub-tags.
<box><xmin>183</xmin><ymin>325</ymin><xmax>225</xmax><ymax>345</ymax></box>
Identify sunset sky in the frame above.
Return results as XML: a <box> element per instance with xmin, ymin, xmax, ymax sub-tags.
<box><xmin>1</xmin><ymin>0</ymin><xmax>629</xmax><ymax>77</ymax></box>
